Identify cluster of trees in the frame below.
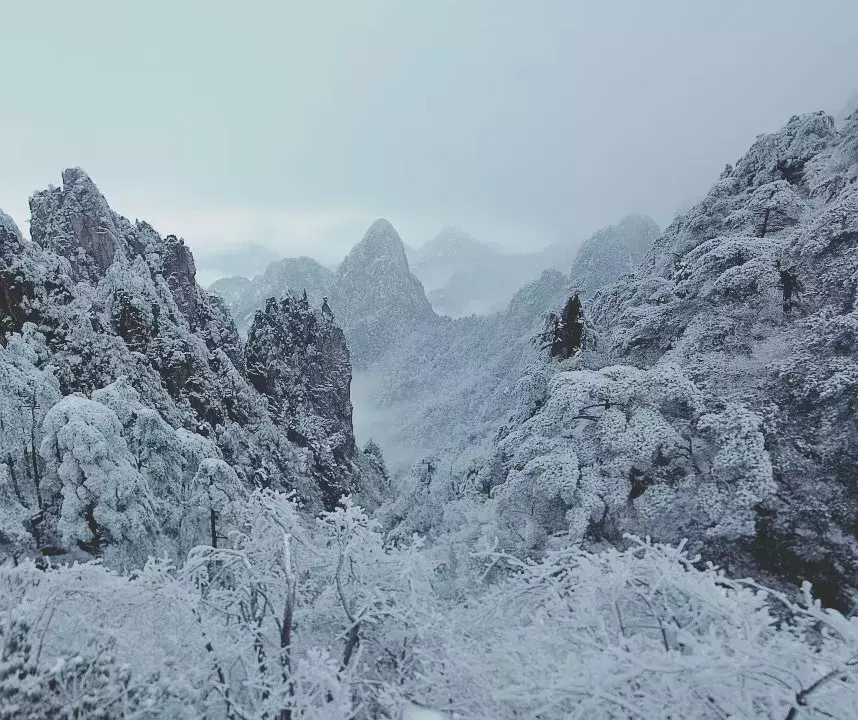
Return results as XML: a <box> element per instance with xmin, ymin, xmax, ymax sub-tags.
<box><xmin>2</xmin><ymin>491</ymin><xmax>856</xmax><ymax>718</ymax></box>
<box><xmin>0</xmin><ymin>332</ymin><xmax>247</xmax><ymax>565</ymax></box>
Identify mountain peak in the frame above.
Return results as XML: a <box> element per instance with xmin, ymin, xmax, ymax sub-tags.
<box><xmin>61</xmin><ymin>166</ymin><xmax>99</xmax><ymax>192</ymax></box>
<box><xmin>568</xmin><ymin>214</ymin><xmax>660</xmax><ymax>294</ymax></box>
<box><xmin>331</xmin><ymin>220</ymin><xmax>437</xmax><ymax>367</ymax></box>
<box><xmin>352</xmin><ymin>218</ymin><xmax>409</xmax><ymax>267</ymax></box>
<box><xmin>29</xmin><ymin>168</ymin><xmax>128</xmax><ymax>281</ymax></box>
<box><xmin>430</xmin><ymin>225</ymin><xmax>480</xmax><ymax>246</ymax></box>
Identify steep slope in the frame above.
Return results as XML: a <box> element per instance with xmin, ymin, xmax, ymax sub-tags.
<box><xmin>210</xmin><ymin>256</ymin><xmax>335</xmax><ymax>334</ymax></box>
<box><xmin>451</xmin><ymin>111</ymin><xmax>858</xmax><ymax>608</ymax></box>
<box><xmin>568</xmin><ymin>214</ymin><xmax>661</xmax><ymax>294</ymax></box>
<box><xmin>356</xmin><ymin>269</ymin><xmax>569</xmax><ymax>467</ymax></box>
<box><xmin>246</xmin><ymin>293</ymin><xmax>355</xmax><ymax>507</ymax></box>
<box><xmin>329</xmin><ymin>218</ymin><xmax>439</xmax><ymax>367</ymax></box>
<box><xmin>0</xmin><ymin>169</ymin><xmax>358</xmax><ymax>561</ymax></box>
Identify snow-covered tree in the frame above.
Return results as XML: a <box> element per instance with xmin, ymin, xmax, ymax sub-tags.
<box><xmin>40</xmin><ymin>395</ymin><xmax>159</xmax><ymax>557</ymax></box>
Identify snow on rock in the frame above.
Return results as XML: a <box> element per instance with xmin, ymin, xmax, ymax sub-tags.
<box><xmin>454</xmin><ymin>111</ymin><xmax>858</xmax><ymax>609</ymax></box>
<box><xmin>0</xmin><ymin>169</ymin><xmax>363</xmax><ymax>559</ymax></box>
<box><xmin>246</xmin><ymin>292</ymin><xmax>357</xmax><ymax>506</ymax></box>
<box><xmin>330</xmin><ymin>218</ymin><xmax>440</xmax><ymax>368</ymax></box>
<box><xmin>210</xmin><ymin>255</ymin><xmax>335</xmax><ymax>335</ymax></box>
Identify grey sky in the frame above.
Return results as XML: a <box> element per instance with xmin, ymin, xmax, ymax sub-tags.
<box><xmin>2</xmin><ymin>0</ymin><xmax>857</xmax><ymax>277</ymax></box>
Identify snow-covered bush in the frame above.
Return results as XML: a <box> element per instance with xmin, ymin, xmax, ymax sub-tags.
<box><xmin>40</xmin><ymin>395</ymin><xmax>159</xmax><ymax>558</ymax></box>
<box><xmin>3</xmin><ymin>528</ymin><xmax>856</xmax><ymax>720</ymax></box>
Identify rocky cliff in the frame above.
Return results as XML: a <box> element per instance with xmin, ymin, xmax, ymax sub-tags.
<box><xmin>210</xmin><ymin>256</ymin><xmax>335</xmax><ymax>335</ymax></box>
<box><xmin>0</xmin><ymin>169</ymin><xmax>358</xmax><ymax>562</ymax></box>
<box><xmin>246</xmin><ymin>293</ymin><xmax>355</xmax><ymax>507</ymax></box>
<box><xmin>329</xmin><ymin>218</ymin><xmax>439</xmax><ymax>367</ymax></box>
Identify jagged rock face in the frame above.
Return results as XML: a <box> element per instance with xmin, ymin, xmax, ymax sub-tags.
<box><xmin>330</xmin><ymin>219</ymin><xmax>438</xmax><ymax>367</ymax></box>
<box><xmin>29</xmin><ymin>168</ymin><xmax>138</xmax><ymax>283</ymax></box>
<box><xmin>210</xmin><ymin>256</ymin><xmax>335</xmax><ymax>335</ymax></box>
<box><xmin>583</xmin><ymin>111</ymin><xmax>858</xmax><ymax>607</ymax></box>
<box><xmin>246</xmin><ymin>294</ymin><xmax>356</xmax><ymax>506</ymax></box>
<box><xmin>568</xmin><ymin>215</ymin><xmax>660</xmax><ymax>295</ymax></box>
<box><xmin>0</xmin><ymin>211</ymin><xmax>30</xmax><ymax>339</ymax></box>
<box><xmin>0</xmin><ymin>210</ymin><xmax>24</xmax><ymax>264</ymax></box>
<box><xmin>0</xmin><ymin>169</ymin><xmax>358</xmax><ymax>514</ymax></box>
<box><xmin>161</xmin><ymin>235</ymin><xmax>200</xmax><ymax>326</ymax></box>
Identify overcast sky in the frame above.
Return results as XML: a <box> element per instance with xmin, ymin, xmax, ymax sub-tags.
<box><xmin>2</xmin><ymin>0</ymin><xmax>857</xmax><ymax>279</ymax></box>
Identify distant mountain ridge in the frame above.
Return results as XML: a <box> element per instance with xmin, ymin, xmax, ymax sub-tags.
<box><xmin>210</xmin><ymin>256</ymin><xmax>334</xmax><ymax>334</ymax></box>
<box><xmin>409</xmin><ymin>226</ymin><xmax>546</xmax><ymax>316</ymax></box>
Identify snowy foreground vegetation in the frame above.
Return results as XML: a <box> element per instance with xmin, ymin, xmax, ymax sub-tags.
<box><xmin>2</xmin><ymin>106</ymin><xmax>858</xmax><ymax>717</ymax></box>
<box><xmin>3</xmin><ymin>495</ymin><xmax>858</xmax><ymax>719</ymax></box>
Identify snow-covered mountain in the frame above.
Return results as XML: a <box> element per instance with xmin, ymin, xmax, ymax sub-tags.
<box><xmin>329</xmin><ymin>218</ymin><xmax>440</xmax><ymax>368</ymax></box>
<box><xmin>0</xmin><ymin>168</ymin><xmax>360</xmax><ymax>564</ymax></box>
<box><xmin>355</xmin><ymin>216</ymin><xmax>662</xmax><ymax>469</ymax></box>
<box><xmin>210</xmin><ymin>256</ymin><xmax>334</xmax><ymax>335</ymax></box>
<box><xmin>208</xmin><ymin>211</ymin><xmax>662</xmax><ymax>469</ymax></box>
<box><xmin>3</xmin><ymin>112</ymin><xmax>858</xmax><ymax>719</ymax></box>
<box><xmin>409</xmin><ymin>226</ymin><xmax>545</xmax><ymax>316</ymax></box>
<box><xmin>568</xmin><ymin>214</ymin><xmax>661</xmax><ymax>294</ymax></box>
<box><xmin>409</xmin><ymin>225</ymin><xmax>495</xmax><ymax>290</ymax></box>
<box><xmin>355</xmin><ymin>268</ymin><xmax>569</xmax><ymax>467</ymax></box>
<box><xmin>408</xmin><ymin>218</ymin><xmax>659</xmax><ymax>317</ymax></box>
<box><xmin>404</xmin><ymin>111</ymin><xmax>858</xmax><ymax>611</ymax></box>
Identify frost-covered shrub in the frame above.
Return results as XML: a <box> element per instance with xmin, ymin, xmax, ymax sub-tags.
<box><xmin>3</xmin><ymin>494</ymin><xmax>857</xmax><ymax>720</ymax></box>
<box><xmin>0</xmin><ymin>328</ymin><xmax>62</xmax><ymax>544</ymax></box>
<box><xmin>40</xmin><ymin>395</ymin><xmax>159</xmax><ymax>556</ymax></box>
<box><xmin>458</xmin><ymin>362</ymin><xmax>778</xmax><ymax>554</ymax></box>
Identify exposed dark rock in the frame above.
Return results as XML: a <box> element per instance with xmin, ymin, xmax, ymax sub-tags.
<box><xmin>246</xmin><ymin>293</ymin><xmax>356</xmax><ymax>507</ymax></box>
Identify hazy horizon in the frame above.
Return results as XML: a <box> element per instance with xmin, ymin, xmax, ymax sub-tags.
<box><xmin>3</xmin><ymin>1</ymin><xmax>858</xmax><ymax>279</ymax></box>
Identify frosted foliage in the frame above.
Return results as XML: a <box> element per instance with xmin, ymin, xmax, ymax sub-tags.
<box><xmin>0</xmin><ymin>465</ymin><xmax>29</xmax><ymax>544</ymax></box>
<box><xmin>89</xmin><ymin>377</ymin><xmax>247</xmax><ymax>553</ymax></box>
<box><xmin>40</xmin><ymin>395</ymin><xmax>157</xmax><ymax>551</ymax></box>
<box><xmin>696</xmin><ymin>404</ymin><xmax>775</xmax><ymax>538</ymax></box>
<box><xmin>2</xmin><ymin>519</ymin><xmax>857</xmax><ymax>719</ymax></box>
<box><xmin>567</xmin><ymin>110</ymin><xmax>858</xmax><ymax>604</ymax></box>
<box><xmin>0</xmin><ymin>328</ymin><xmax>62</xmax><ymax>542</ymax></box>
<box><xmin>494</xmin><ymin>437</ymin><xmax>579</xmax><ymax>549</ymax></box>
<box><xmin>188</xmin><ymin>458</ymin><xmax>244</xmax><ymax>544</ymax></box>
<box><xmin>475</xmin><ymin>363</ymin><xmax>774</xmax><ymax>551</ymax></box>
